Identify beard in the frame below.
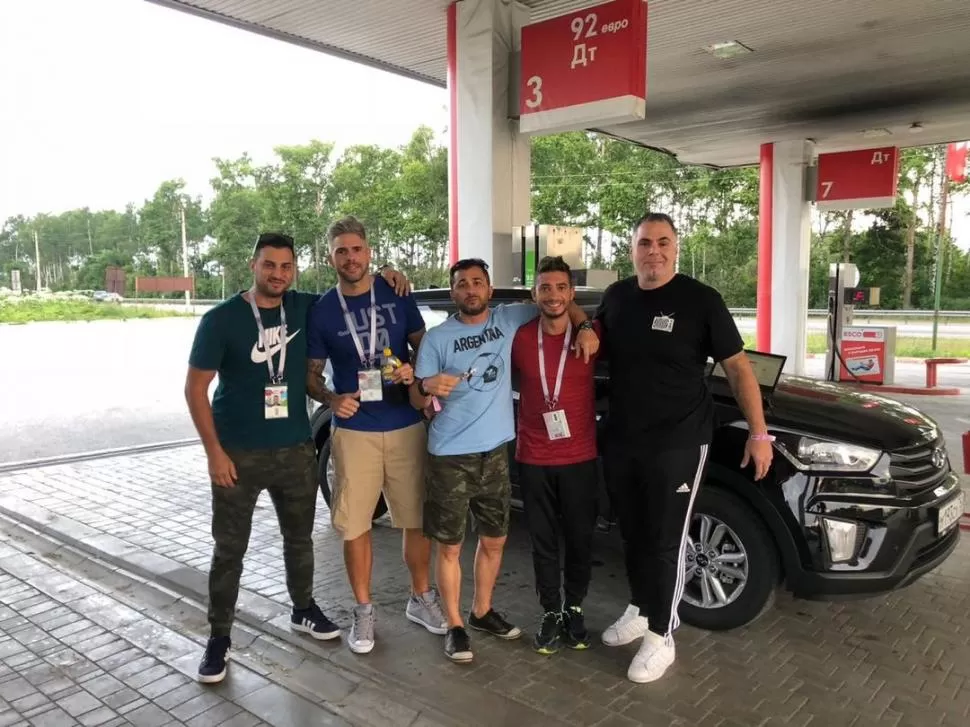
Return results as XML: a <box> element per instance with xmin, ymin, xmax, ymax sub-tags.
<box><xmin>457</xmin><ymin>298</ymin><xmax>488</xmax><ymax>317</ymax></box>
<box><xmin>337</xmin><ymin>265</ymin><xmax>367</xmax><ymax>284</ymax></box>
<box><xmin>255</xmin><ymin>279</ymin><xmax>287</xmax><ymax>298</ymax></box>
<box><xmin>540</xmin><ymin>304</ymin><xmax>567</xmax><ymax>319</ymax></box>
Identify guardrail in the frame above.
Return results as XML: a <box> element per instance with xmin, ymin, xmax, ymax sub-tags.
<box><xmin>123</xmin><ymin>297</ymin><xmax>970</xmax><ymax>319</ymax></box>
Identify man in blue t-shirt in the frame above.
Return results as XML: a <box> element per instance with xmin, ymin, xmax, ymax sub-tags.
<box><xmin>409</xmin><ymin>257</ymin><xmax>599</xmax><ymax>664</ymax></box>
<box><xmin>306</xmin><ymin>215</ymin><xmax>447</xmax><ymax>656</ymax></box>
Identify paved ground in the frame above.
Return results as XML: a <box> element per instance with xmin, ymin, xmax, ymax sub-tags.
<box><xmin>2</xmin><ymin>446</ymin><xmax>970</xmax><ymax>726</ymax></box>
<box><xmin>0</xmin><ymin>514</ymin><xmax>458</xmax><ymax>727</ymax></box>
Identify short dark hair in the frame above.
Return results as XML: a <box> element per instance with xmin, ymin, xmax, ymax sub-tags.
<box><xmin>633</xmin><ymin>212</ymin><xmax>678</xmax><ymax>237</ymax></box>
<box><xmin>449</xmin><ymin>257</ymin><xmax>490</xmax><ymax>287</ymax></box>
<box><xmin>328</xmin><ymin>215</ymin><xmax>367</xmax><ymax>243</ymax></box>
<box><xmin>252</xmin><ymin>232</ymin><xmax>294</xmax><ymax>258</ymax></box>
<box><xmin>535</xmin><ymin>255</ymin><xmax>573</xmax><ymax>286</ymax></box>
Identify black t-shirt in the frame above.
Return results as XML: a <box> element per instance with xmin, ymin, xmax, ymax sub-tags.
<box><xmin>595</xmin><ymin>274</ymin><xmax>744</xmax><ymax>448</ymax></box>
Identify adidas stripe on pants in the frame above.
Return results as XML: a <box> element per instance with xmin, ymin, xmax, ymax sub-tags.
<box><xmin>604</xmin><ymin>443</ymin><xmax>710</xmax><ymax>640</ymax></box>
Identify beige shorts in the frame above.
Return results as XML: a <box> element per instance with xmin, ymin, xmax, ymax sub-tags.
<box><xmin>329</xmin><ymin>421</ymin><xmax>427</xmax><ymax>541</ymax></box>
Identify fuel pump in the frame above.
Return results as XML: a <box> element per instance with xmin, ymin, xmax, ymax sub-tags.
<box><xmin>824</xmin><ymin>262</ymin><xmax>894</xmax><ymax>385</ymax></box>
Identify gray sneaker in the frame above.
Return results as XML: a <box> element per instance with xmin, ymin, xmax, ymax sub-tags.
<box><xmin>406</xmin><ymin>590</ymin><xmax>448</xmax><ymax>635</ymax></box>
<box><xmin>348</xmin><ymin>604</ymin><xmax>376</xmax><ymax>654</ymax></box>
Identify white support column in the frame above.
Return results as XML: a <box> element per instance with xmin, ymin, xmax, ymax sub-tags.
<box><xmin>449</xmin><ymin>0</ymin><xmax>531</xmax><ymax>285</ymax></box>
<box><xmin>769</xmin><ymin>140</ymin><xmax>814</xmax><ymax>375</ymax></box>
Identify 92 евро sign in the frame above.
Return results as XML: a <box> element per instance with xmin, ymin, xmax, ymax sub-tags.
<box><xmin>519</xmin><ymin>0</ymin><xmax>647</xmax><ymax>134</ymax></box>
<box><xmin>816</xmin><ymin>147</ymin><xmax>900</xmax><ymax>211</ymax></box>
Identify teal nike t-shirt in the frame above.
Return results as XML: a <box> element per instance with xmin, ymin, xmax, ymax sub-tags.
<box><xmin>188</xmin><ymin>290</ymin><xmax>319</xmax><ymax>451</ymax></box>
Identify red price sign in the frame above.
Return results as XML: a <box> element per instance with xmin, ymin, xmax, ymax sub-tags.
<box><xmin>816</xmin><ymin>147</ymin><xmax>900</xmax><ymax>211</ymax></box>
<box><xmin>519</xmin><ymin>0</ymin><xmax>647</xmax><ymax>134</ymax></box>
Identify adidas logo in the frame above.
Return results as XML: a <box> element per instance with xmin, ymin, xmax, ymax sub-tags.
<box><xmin>676</xmin><ymin>483</ymin><xmax>691</xmax><ymax>493</ymax></box>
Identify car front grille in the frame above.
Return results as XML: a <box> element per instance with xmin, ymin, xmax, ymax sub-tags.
<box><xmin>889</xmin><ymin>437</ymin><xmax>950</xmax><ymax>494</ymax></box>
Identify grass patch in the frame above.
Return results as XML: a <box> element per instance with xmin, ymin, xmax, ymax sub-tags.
<box><xmin>741</xmin><ymin>333</ymin><xmax>970</xmax><ymax>359</ymax></box>
<box><xmin>0</xmin><ymin>299</ymin><xmax>195</xmax><ymax>324</ymax></box>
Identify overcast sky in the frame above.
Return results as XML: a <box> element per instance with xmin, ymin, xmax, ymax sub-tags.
<box><xmin>0</xmin><ymin>0</ymin><xmax>966</xmax><ymax>250</ymax></box>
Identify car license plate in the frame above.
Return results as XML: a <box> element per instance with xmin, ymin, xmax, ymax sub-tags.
<box><xmin>936</xmin><ymin>491</ymin><xmax>965</xmax><ymax>536</ymax></box>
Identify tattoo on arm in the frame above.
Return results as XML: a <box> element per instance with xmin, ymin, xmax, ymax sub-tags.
<box><xmin>306</xmin><ymin>358</ymin><xmax>335</xmax><ymax>404</ymax></box>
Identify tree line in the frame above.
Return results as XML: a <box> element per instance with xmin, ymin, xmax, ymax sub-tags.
<box><xmin>1</xmin><ymin>127</ymin><xmax>968</xmax><ymax>309</ymax></box>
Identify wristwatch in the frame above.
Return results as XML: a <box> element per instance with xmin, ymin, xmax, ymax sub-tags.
<box><xmin>417</xmin><ymin>378</ymin><xmax>430</xmax><ymax>397</ymax></box>
<box><xmin>577</xmin><ymin>320</ymin><xmax>594</xmax><ymax>332</ymax></box>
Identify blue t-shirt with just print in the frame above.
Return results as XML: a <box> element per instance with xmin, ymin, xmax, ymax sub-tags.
<box><xmin>415</xmin><ymin>303</ymin><xmax>538</xmax><ymax>456</ymax></box>
<box><xmin>307</xmin><ymin>277</ymin><xmax>425</xmax><ymax>432</ymax></box>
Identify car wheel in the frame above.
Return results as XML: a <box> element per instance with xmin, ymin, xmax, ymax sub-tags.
<box><xmin>677</xmin><ymin>487</ymin><xmax>778</xmax><ymax>631</ymax></box>
<box><xmin>316</xmin><ymin>435</ymin><xmax>388</xmax><ymax>521</ymax></box>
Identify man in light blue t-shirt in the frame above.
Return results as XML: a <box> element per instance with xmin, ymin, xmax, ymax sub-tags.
<box><xmin>410</xmin><ymin>257</ymin><xmax>598</xmax><ymax>664</ymax></box>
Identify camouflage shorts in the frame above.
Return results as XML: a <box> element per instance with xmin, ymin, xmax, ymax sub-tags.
<box><xmin>424</xmin><ymin>444</ymin><xmax>511</xmax><ymax>545</ymax></box>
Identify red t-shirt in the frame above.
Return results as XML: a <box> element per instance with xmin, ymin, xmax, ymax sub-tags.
<box><xmin>511</xmin><ymin>319</ymin><xmax>600</xmax><ymax>466</ymax></box>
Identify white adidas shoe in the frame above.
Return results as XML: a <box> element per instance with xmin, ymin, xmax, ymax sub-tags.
<box><xmin>601</xmin><ymin>604</ymin><xmax>649</xmax><ymax>647</ymax></box>
<box><xmin>627</xmin><ymin>630</ymin><xmax>675</xmax><ymax>683</ymax></box>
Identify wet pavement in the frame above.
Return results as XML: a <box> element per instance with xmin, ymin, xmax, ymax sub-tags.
<box><xmin>0</xmin><ymin>516</ymin><xmax>414</xmax><ymax>727</ymax></box>
<box><xmin>2</xmin><ymin>423</ymin><xmax>970</xmax><ymax>726</ymax></box>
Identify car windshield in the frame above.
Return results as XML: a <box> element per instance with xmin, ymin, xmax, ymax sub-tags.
<box><xmin>418</xmin><ymin>305</ymin><xmax>452</xmax><ymax>330</ymax></box>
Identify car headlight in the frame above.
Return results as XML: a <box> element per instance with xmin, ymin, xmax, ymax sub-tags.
<box><xmin>777</xmin><ymin>436</ymin><xmax>882</xmax><ymax>473</ymax></box>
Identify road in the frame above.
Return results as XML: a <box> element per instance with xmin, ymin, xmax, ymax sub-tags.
<box><xmin>1</xmin><ymin>317</ymin><xmax>968</xmax><ymax>464</ymax></box>
<box><xmin>133</xmin><ymin>301</ymin><xmax>970</xmax><ymax>339</ymax></box>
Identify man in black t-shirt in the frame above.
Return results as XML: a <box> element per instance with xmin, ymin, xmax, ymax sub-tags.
<box><xmin>596</xmin><ymin>213</ymin><xmax>773</xmax><ymax>684</ymax></box>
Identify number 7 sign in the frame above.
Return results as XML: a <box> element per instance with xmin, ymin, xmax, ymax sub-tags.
<box><xmin>816</xmin><ymin>147</ymin><xmax>900</xmax><ymax>211</ymax></box>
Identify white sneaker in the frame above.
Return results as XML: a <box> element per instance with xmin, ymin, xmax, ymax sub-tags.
<box><xmin>348</xmin><ymin>605</ymin><xmax>376</xmax><ymax>654</ymax></box>
<box><xmin>627</xmin><ymin>630</ymin><xmax>675</xmax><ymax>683</ymax></box>
<box><xmin>601</xmin><ymin>604</ymin><xmax>649</xmax><ymax>647</ymax></box>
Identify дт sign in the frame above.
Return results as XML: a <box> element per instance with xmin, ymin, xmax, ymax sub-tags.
<box><xmin>816</xmin><ymin>147</ymin><xmax>900</xmax><ymax>211</ymax></box>
<box><xmin>519</xmin><ymin>0</ymin><xmax>647</xmax><ymax>135</ymax></box>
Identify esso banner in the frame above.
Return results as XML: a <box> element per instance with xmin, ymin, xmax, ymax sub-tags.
<box><xmin>816</xmin><ymin>147</ymin><xmax>900</xmax><ymax>211</ymax></box>
<box><xmin>839</xmin><ymin>326</ymin><xmax>887</xmax><ymax>385</ymax></box>
<box><xmin>519</xmin><ymin>0</ymin><xmax>647</xmax><ymax>134</ymax></box>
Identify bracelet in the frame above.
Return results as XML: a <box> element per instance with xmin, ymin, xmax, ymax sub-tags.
<box><xmin>417</xmin><ymin>378</ymin><xmax>430</xmax><ymax>397</ymax></box>
<box><xmin>749</xmin><ymin>433</ymin><xmax>776</xmax><ymax>442</ymax></box>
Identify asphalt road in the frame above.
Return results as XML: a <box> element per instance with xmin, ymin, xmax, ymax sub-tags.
<box><xmin>1</xmin><ymin>317</ymin><xmax>968</xmax><ymax>464</ymax></box>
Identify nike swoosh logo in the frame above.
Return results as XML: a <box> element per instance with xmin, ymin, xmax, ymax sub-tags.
<box><xmin>251</xmin><ymin>329</ymin><xmax>301</xmax><ymax>364</ymax></box>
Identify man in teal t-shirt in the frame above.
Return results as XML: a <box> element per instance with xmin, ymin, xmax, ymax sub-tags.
<box><xmin>185</xmin><ymin>232</ymin><xmax>341</xmax><ymax>684</ymax></box>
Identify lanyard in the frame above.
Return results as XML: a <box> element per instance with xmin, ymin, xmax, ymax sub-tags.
<box><xmin>336</xmin><ymin>284</ymin><xmax>377</xmax><ymax>368</ymax></box>
<box><xmin>537</xmin><ymin>320</ymin><xmax>571</xmax><ymax>410</ymax></box>
<box><xmin>247</xmin><ymin>292</ymin><xmax>287</xmax><ymax>384</ymax></box>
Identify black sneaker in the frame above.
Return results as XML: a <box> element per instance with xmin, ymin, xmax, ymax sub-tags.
<box><xmin>533</xmin><ymin>611</ymin><xmax>562</xmax><ymax>655</ymax></box>
<box><xmin>291</xmin><ymin>599</ymin><xmax>341</xmax><ymax>640</ymax></box>
<box><xmin>468</xmin><ymin>608</ymin><xmax>522</xmax><ymax>640</ymax></box>
<box><xmin>444</xmin><ymin>626</ymin><xmax>473</xmax><ymax>663</ymax></box>
<box><xmin>562</xmin><ymin>606</ymin><xmax>591</xmax><ymax>650</ymax></box>
<box><xmin>198</xmin><ymin>636</ymin><xmax>230</xmax><ymax>684</ymax></box>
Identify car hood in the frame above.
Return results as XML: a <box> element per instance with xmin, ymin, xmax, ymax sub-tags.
<box><xmin>761</xmin><ymin>376</ymin><xmax>941</xmax><ymax>451</ymax></box>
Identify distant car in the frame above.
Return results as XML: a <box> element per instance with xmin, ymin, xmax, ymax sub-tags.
<box><xmin>92</xmin><ymin>291</ymin><xmax>123</xmax><ymax>303</ymax></box>
<box><xmin>309</xmin><ymin>287</ymin><xmax>963</xmax><ymax>631</ymax></box>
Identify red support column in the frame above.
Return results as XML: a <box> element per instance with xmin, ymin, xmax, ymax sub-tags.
<box><xmin>446</xmin><ymin>2</ymin><xmax>459</xmax><ymax>266</ymax></box>
<box><xmin>756</xmin><ymin>142</ymin><xmax>773</xmax><ymax>352</ymax></box>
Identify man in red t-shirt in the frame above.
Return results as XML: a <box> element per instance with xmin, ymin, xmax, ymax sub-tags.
<box><xmin>511</xmin><ymin>255</ymin><xmax>600</xmax><ymax>655</ymax></box>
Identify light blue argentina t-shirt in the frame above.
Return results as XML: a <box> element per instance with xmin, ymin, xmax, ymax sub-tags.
<box><xmin>415</xmin><ymin>304</ymin><xmax>538</xmax><ymax>456</ymax></box>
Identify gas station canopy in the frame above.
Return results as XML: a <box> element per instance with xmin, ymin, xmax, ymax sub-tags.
<box><xmin>150</xmin><ymin>0</ymin><xmax>970</xmax><ymax>166</ymax></box>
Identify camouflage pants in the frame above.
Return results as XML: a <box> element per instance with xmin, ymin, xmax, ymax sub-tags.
<box><xmin>424</xmin><ymin>444</ymin><xmax>511</xmax><ymax>545</ymax></box>
<box><xmin>208</xmin><ymin>440</ymin><xmax>317</xmax><ymax>636</ymax></box>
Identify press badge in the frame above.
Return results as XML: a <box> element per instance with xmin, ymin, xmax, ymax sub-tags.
<box><xmin>651</xmin><ymin>314</ymin><xmax>675</xmax><ymax>333</ymax></box>
<box><xmin>543</xmin><ymin>410</ymin><xmax>571</xmax><ymax>440</ymax></box>
<box><xmin>358</xmin><ymin>369</ymin><xmax>383</xmax><ymax>402</ymax></box>
<box><xmin>264</xmin><ymin>385</ymin><xmax>288</xmax><ymax>419</ymax></box>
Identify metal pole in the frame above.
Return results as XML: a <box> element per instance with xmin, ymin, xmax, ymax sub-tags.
<box><xmin>931</xmin><ymin>168</ymin><xmax>949</xmax><ymax>352</ymax></box>
<box><xmin>180</xmin><ymin>202</ymin><xmax>190</xmax><ymax>308</ymax></box>
<box><xmin>33</xmin><ymin>230</ymin><xmax>41</xmax><ymax>292</ymax></box>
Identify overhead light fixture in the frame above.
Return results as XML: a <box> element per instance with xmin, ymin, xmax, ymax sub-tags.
<box><xmin>862</xmin><ymin>128</ymin><xmax>892</xmax><ymax>138</ymax></box>
<box><xmin>704</xmin><ymin>40</ymin><xmax>753</xmax><ymax>59</ymax></box>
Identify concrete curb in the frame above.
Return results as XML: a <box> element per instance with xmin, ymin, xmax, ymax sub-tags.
<box><xmin>0</xmin><ymin>438</ymin><xmax>200</xmax><ymax>474</ymax></box>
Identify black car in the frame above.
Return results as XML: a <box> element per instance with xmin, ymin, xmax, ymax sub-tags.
<box><xmin>310</xmin><ymin>287</ymin><xmax>964</xmax><ymax>631</ymax></box>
